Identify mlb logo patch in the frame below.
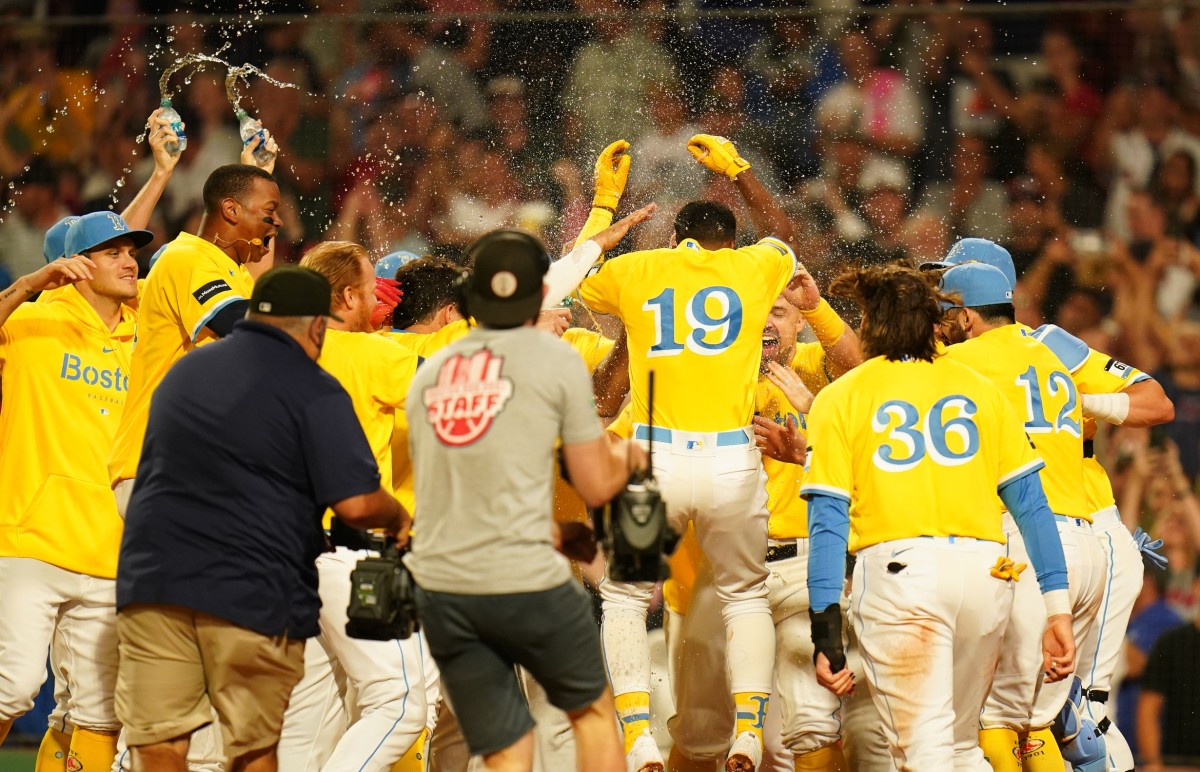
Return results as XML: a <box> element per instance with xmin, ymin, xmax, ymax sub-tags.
<box><xmin>686</xmin><ymin>439</ymin><xmax>704</xmax><ymax>450</ymax></box>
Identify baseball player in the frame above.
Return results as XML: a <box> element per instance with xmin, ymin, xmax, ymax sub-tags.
<box><xmin>801</xmin><ymin>264</ymin><xmax>1075</xmax><ymax>770</ymax></box>
<box><xmin>926</xmin><ymin>238</ymin><xmax>1175</xmax><ymax>771</ymax></box>
<box><xmin>268</xmin><ymin>241</ymin><xmax>430</xmax><ymax>772</ymax></box>
<box><xmin>577</xmin><ymin>134</ymin><xmax>799</xmax><ymax>772</ymax></box>
<box><xmin>936</xmin><ymin>262</ymin><xmax>1106</xmax><ymax>772</ymax></box>
<box><xmin>107</xmin><ymin>163</ymin><xmax>282</xmax><ymax>511</ymax></box>
<box><xmin>0</xmin><ymin>213</ymin><xmax>150</xmax><ymax>771</ymax></box>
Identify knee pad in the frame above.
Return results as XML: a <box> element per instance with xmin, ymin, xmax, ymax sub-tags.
<box><xmin>1051</xmin><ymin>676</ymin><xmax>1085</xmax><ymax>744</ymax></box>
<box><xmin>1059</xmin><ymin>721</ymin><xmax>1107</xmax><ymax>772</ymax></box>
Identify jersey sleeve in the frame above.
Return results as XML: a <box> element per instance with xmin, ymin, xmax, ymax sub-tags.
<box><xmin>409</xmin><ymin>319</ymin><xmax>470</xmax><ymax>359</ymax></box>
<box><xmin>558</xmin><ymin>347</ymin><xmax>604</xmax><ymax>446</ymax></box>
<box><xmin>993</xmin><ymin>394</ymin><xmax>1045</xmax><ymax>489</ymax></box>
<box><xmin>576</xmin><ymin>256</ymin><xmax>625</xmax><ymax>316</ymax></box>
<box><xmin>606</xmin><ymin>402</ymin><xmax>634</xmax><ymax>439</ymax></box>
<box><xmin>1035</xmin><ymin>324</ymin><xmax>1149</xmax><ymax>392</ymax></box>
<box><xmin>0</xmin><ymin>306</ymin><xmax>45</xmax><ymax>372</ymax></box>
<box><xmin>799</xmin><ymin>388</ymin><xmax>852</xmax><ymax>502</ymax></box>
<box><xmin>739</xmin><ymin>237</ymin><xmax>797</xmax><ymax>298</ymax></box>
<box><xmin>300</xmin><ymin>388</ymin><xmax>383</xmax><ymax>505</ymax></box>
<box><xmin>373</xmin><ymin>338</ymin><xmax>421</xmax><ymax>410</ymax></box>
<box><xmin>179</xmin><ymin>263</ymin><xmax>251</xmax><ymax>343</ymax></box>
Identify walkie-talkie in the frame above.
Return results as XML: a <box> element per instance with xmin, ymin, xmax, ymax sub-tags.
<box><xmin>593</xmin><ymin>370</ymin><xmax>678</xmax><ymax>582</ymax></box>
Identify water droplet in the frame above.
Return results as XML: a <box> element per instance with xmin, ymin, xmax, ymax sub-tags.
<box><xmin>116</xmin><ymin>179</ymin><xmax>126</xmax><ymax>188</ymax></box>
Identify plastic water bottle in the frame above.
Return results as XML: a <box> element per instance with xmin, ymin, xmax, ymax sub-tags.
<box><xmin>159</xmin><ymin>98</ymin><xmax>187</xmax><ymax>155</ymax></box>
<box><xmin>236</xmin><ymin>109</ymin><xmax>275</xmax><ymax>165</ymax></box>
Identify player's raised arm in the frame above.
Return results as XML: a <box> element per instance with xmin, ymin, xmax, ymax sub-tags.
<box><xmin>572</xmin><ymin>139</ymin><xmax>630</xmax><ymax>250</ymax></box>
<box><xmin>120</xmin><ymin>108</ymin><xmax>183</xmax><ymax>232</ymax></box>
<box><xmin>782</xmin><ymin>264</ymin><xmax>863</xmax><ymax>379</ymax></box>
<box><xmin>0</xmin><ymin>256</ymin><xmax>96</xmax><ymax>328</ymax></box>
<box><xmin>687</xmin><ymin>133</ymin><xmax>796</xmax><ymax>249</ymax></box>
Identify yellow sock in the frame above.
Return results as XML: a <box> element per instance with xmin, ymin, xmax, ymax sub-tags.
<box><xmin>979</xmin><ymin>727</ymin><xmax>1021</xmax><ymax>772</ymax></box>
<box><xmin>67</xmin><ymin>728</ymin><xmax>118</xmax><ymax>772</ymax></box>
<box><xmin>614</xmin><ymin>691</ymin><xmax>651</xmax><ymax>753</ymax></box>
<box><xmin>733</xmin><ymin>691</ymin><xmax>769</xmax><ymax>742</ymax></box>
<box><xmin>35</xmin><ymin>726</ymin><xmax>72</xmax><ymax>772</ymax></box>
<box><xmin>1020</xmin><ymin>728</ymin><xmax>1066</xmax><ymax>771</ymax></box>
<box><xmin>794</xmin><ymin>742</ymin><xmax>849</xmax><ymax>771</ymax></box>
<box><xmin>391</xmin><ymin>727</ymin><xmax>431</xmax><ymax>772</ymax></box>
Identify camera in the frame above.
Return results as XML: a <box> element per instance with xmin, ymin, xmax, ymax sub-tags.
<box><xmin>592</xmin><ymin>470</ymin><xmax>678</xmax><ymax>583</ymax></box>
<box><xmin>346</xmin><ymin>536</ymin><xmax>419</xmax><ymax>641</ymax></box>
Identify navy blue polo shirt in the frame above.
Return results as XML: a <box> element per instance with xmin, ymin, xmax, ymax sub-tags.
<box><xmin>117</xmin><ymin>320</ymin><xmax>380</xmax><ymax>639</ymax></box>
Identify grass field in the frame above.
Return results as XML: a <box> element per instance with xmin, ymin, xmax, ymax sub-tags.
<box><xmin>0</xmin><ymin>749</ymin><xmax>35</xmax><ymax>772</ymax></box>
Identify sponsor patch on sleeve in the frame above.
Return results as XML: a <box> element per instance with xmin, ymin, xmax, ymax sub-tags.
<box><xmin>1103</xmin><ymin>358</ymin><xmax>1134</xmax><ymax>380</ymax></box>
<box><xmin>193</xmin><ymin>279</ymin><xmax>232</xmax><ymax>305</ymax></box>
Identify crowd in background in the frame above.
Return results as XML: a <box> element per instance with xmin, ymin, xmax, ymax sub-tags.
<box><xmin>0</xmin><ymin>0</ymin><xmax>1198</xmax><ymax>759</ymax></box>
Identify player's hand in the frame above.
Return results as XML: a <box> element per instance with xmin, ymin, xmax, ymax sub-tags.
<box><xmin>783</xmin><ymin>265</ymin><xmax>821</xmax><ymax>311</ymax></box>
<box><xmin>765</xmin><ymin>360</ymin><xmax>815</xmax><ymax>413</ymax></box>
<box><xmin>589</xmin><ymin>202</ymin><xmax>657</xmax><ymax>253</ymax></box>
<box><xmin>815</xmin><ymin>651</ymin><xmax>855</xmax><ymax>697</ymax></box>
<box><xmin>752</xmin><ymin>414</ymin><xmax>807</xmax><ymax>465</ymax></box>
<box><xmin>687</xmin><ymin>133</ymin><xmax>750</xmax><ymax>179</ymax></box>
<box><xmin>240</xmin><ymin>129</ymin><xmax>280</xmax><ymax>175</ymax></box>
<box><xmin>625</xmin><ymin>439</ymin><xmax>650</xmax><ymax>476</ymax></box>
<box><xmin>1041</xmin><ymin>613</ymin><xmax>1075</xmax><ymax>683</ymax></box>
<box><xmin>26</xmin><ymin>255</ymin><xmax>97</xmax><ymax>292</ymax></box>
<box><xmin>593</xmin><ymin>139</ymin><xmax>631</xmax><ymax>210</ymax></box>
<box><xmin>553</xmin><ymin>521</ymin><xmax>599</xmax><ymax>563</ymax></box>
<box><xmin>388</xmin><ymin>510</ymin><xmax>413</xmax><ymax>549</ymax></box>
<box><xmin>370</xmin><ymin>277</ymin><xmax>402</xmax><ymax>330</ymax></box>
<box><xmin>146</xmin><ymin>108</ymin><xmax>182</xmax><ymax>173</ymax></box>
<box><xmin>536</xmin><ymin>307</ymin><xmax>571</xmax><ymax>337</ymax></box>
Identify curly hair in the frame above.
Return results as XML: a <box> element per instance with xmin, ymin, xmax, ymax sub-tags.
<box><xmin>828</xmin><ymin>264</ymin><xmax>954</xmax><ymax>362</ymax></box>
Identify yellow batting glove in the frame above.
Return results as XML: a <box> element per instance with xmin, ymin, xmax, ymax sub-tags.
<box><xmin>593</xmin><ymin>139</ymin><xmax>631</xmax><ymax>210</ymax></box>
<box><xmin>687</xmin><ymin>133</ymin><xmax>750</xmax><ymax>179</ymax></box>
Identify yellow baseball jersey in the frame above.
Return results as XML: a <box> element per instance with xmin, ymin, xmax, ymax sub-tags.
<box><xmin>801</xmin><ymin>355</ymin><xmax>1044</xmax><ymax>553</ymax></box>
<box><xmin>109</xmin><ymin>232</ymin><xmax>254</xmax><ymax>483</ymax></box>
<box><xmin>383</xmin><ymin>319</ymin><xmax>470</xmax><ymax>360</ymax></box>
<box><xmin>941</xmin><ymin>325</ymin><xmax>1087</xmax><ymax>520</ymax></box>
<box><xmin>1030</xmin><ymin>324</ymin><xmax>1152</xmax><ymax>513</ymax></box>
<box><xmin>318</xmin><ymin>329</ymin><xmax>419</xmax><ymax>506</ymax></box>
<box><xmin>756</xmin><ymin>377</ymin><xmax>808</xmax><ymax>540</ymax></box>
<box><xmin>578</xmin><ymin>237</ymin><xmax>796</xmax><ymax>432</ymax></box>
<box><xmin>0</xmin><ymin>287</ymin><xmax>136</xmax><ymax>578</ymax></box>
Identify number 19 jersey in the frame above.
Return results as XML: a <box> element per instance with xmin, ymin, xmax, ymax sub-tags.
<box><xmin>577</xmin><ymin>237</ymin><xmax>795</xmax><ymax>432</ymax></box>
<box><xmin>800</xmin><ymin>355</ymin><xmax>1044</xmax><ymax>553</ymax></box>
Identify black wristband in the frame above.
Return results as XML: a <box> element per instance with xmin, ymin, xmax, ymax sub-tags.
<box><xmin>809</xmin><ymin>604</ymin><xmax>847</xmax><ymax>673</ymax></box>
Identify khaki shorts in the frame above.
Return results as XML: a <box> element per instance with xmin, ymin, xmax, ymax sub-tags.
<box><xmin>115</xmin><ymin>604</ymin><xmax>304</xmax><ymax>760</ymax></box>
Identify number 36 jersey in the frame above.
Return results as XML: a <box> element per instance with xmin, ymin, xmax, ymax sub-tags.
<box><xmin>800</xmin><ymin>355</ymin><xmax>1044</xmax><ymax>554</ymax></box>
<box><xmin>577</xmin><ymin>236</ymin><xmax>795</xmax><ymax>432</ymax></box>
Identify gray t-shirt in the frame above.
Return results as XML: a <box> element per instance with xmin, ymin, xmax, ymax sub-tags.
<box><xmin>404</xmin><ymin>326</ymin><xmax>604</xmax><ymax>594</ymax></box>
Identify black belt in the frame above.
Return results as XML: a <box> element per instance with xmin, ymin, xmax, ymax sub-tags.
<box><xmin>329</xmin><ymin>517</ymin><xmax>374</xmax><ymax>551</ymax></box>
<box><xmin>1098</xmin><ymin>717</ymin><xmax>1111</xmax><ymax>734</ymax></box>
<box><xmin>1083</xmin><ymin>439</ymin><xmax>1095</xmax><ymax>459</ymax></box>
<box><xmin>1088</xmin><ymin>689</ymin><xmax>1109</xmax><ymax>704</ymax></box>
<box><xmin>766</xmin><ymin>543</ymin><xmax>798</xmax><ymax>562</ymax></box>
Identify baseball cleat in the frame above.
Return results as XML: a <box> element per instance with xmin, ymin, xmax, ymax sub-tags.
<box><xmin>627</xmin><ymin>732</ymin><xmax>664</xmax><ymax>772</ymax></box>
<box><xmin>725</xmin><ymin>731</ymin><xmax>762</xmax><ymax>772</ymax></box>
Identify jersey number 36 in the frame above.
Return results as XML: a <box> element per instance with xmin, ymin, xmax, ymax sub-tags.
<box><xmin>872</xmin><ymin>395</ymin><xmax>980</xmax><ymax>472</ymax></box>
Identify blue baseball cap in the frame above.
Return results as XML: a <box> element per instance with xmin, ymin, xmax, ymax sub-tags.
<box><xmin>374</xmin><ymin>250</ymin><xmax>422</xmax><ymax>279</ymax></box>
<box><xmin>43</xmin><ymin>216</ymin><xmax>80</xmax><ymax>263</ymax></box>
<box><xmin>64</xmin><ymin>211</ymin><xmax>154</xmax><ymax>257</ymax></box>
<box><xmin>920</xmin><ymin>238</ymin><xmax>1017</xmax><ymax>291</ymax></box>
<box><xmin>939</xmin><ymin>262</ymin><xmax>1014</xmax><ymax>310</ymax></box>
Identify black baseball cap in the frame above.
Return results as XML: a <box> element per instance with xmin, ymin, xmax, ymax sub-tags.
<box><xmin>249</xmin><ymin>265</ymin><xmax>343</xmax><ymax>321</ymax></box>
<box><xmin>464</xmin><ymin>230</ymin><xmax>550</xmax><ymax>329</ymax></box>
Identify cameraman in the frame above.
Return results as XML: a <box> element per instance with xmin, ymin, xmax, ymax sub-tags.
<box><xmin>405</xmin><ymin>230</ymin><xmax>645</xmax><ymax>772</ymax></box>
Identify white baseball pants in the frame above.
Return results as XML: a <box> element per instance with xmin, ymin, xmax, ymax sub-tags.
<box><xmin>278</xmin><ymin>548</ymin><xmax>429</xmax><ymax>772</ymax></box>
<box><xmin>0</xmin><ymin>557</ymin><xmax>118</xmax><ymax>732</ymax></box>
<box><xmin>601</xmin><ymin>427</ymin><xmax>775</xmax><ymax>699</ymax></box>
<box><xmin>1083</xmin><ymin>506</ymin><xmax>1142</xmax><ymax>771</ymax></box>
<box><xmin>981</xmin><ymin>515</ymin><xmax>1108</xmax><ymax>732</ymax></box>
<box><xmin>852</xmin><ymin>537</ymin><xmax>1012</xmax><ymax>771</ymax></box>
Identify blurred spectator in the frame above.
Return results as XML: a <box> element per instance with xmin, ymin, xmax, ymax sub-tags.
<box><xmin>0</xmin><ymin>157</ymin><xmax>70</xmax><ymax>280</ymax></box>
<box><xmin>1137</xmin><ymin>569</ymin><xmax>1200</xmax><ymax>770</ymax></box>
<box><xmin>1150</xmin><ymin>150</ymin><xmax>1200</xmax><ymax>245</ymax></box>
<box><xmin>562</xmin><ymin>0</ymin><xmax>677</xmax><ymax>157</ymax></box>
<box><xmin>816</xmin><ymin>26</ymin><xmax>923</xmax><ymax>190</ymax></box>
<box><xmin>918</xmin><ymin>134</ymin><xmax>1009</xmax><ymax>242</ymax></box>
<box><xmin>833</xmin><ymin>175</ymin><xmax>911</xmax><ymax>267</ymax></box>
<box><xmin>1101</xmin><ymin>81</ymin><xmax>1200</xmax><ymax>240</ymax></box>
<box><xmin>1157</xmin><ymin>321</ymin><xmax>1200</xmax><ymax>480</ymax></box>
<box><xmin>1117</xmin><ymin>567</ymin><xmax>1184</xmax><ymax>762</ymax></box>
<box><xmin>630</xmin><ymin>83</ymin><xmax>705</xmax><ymax>205</ymax></box>
<box><xmin>1</xmin><ymin>29</ymin><xmax>96</xmax><ymax>165</ymax></box>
